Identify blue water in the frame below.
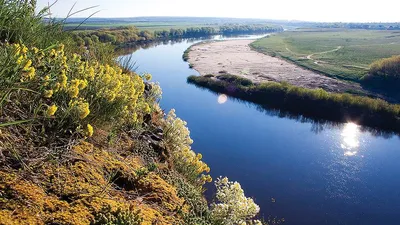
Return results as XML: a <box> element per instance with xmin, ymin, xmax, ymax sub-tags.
<box><xmin>124</xmin><ymin>37</ymin><xmax>400</xmax><ymax>225</ymax></box>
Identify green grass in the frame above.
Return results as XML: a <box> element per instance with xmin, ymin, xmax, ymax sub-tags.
<box><xmin>250</xmin><ymin>29</ymin><xmax>400</xmax><ymax>81</ymax></box>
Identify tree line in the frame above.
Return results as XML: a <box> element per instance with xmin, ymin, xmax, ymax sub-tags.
<box><xmin>315</xmin><ymin>22</ymin><xmax>400</xmax><ymax>30</ymax></box>
<box><xmin>73</xmin><ymin>25</ymin><xmax>283</xmax><ymax>47</ymax></box>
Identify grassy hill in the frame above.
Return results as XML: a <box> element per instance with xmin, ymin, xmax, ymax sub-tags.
<box><xmin>0</xmin><ymin>1</ymin><xmax>268</xmax><ymax>225</ymax></box>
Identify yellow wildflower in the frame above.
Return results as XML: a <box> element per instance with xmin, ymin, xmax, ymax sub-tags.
<box><xmin>23</xmin><ymin>60</ymin><xmax>32</xmax><ymax>71</ymax></box>
<box><xmin>68</xmin><ymin>86</ymin><xmax>79</xmax><ymax>98</ymax></box>
<box><xmin>78</xmin><ymin>79</ymin><xmax>88</xmax><ymax>90</ymax></box>
<box><xmin>43</xmin><ymin>75</ymin><xmax>50</xmax><ymax>86</ymax></box>
<box><xmin>78</xmin><ymin>64</ymin><xmax>85</xmax><ymax>74</ymax></box>
<box><xmin>58</xmin><ymin>44</ymin><xmax>65</xmax><ymax>52</ymax></box>
<box><xmin>50</xmin><ymin>49</ymin><xmax>57</xmax><ymax>58</ymax></box>
<box><xmin>196</xmin><ymin>153</ymin><xmax>203</xmax><ymax>160</ymax></box>
<box><xmin>59</xmin><ymin>70</ymin><xmax>68</xmax><ymax>88</ymax></box>
<box><xmin>70</xmin><ymin>100</ymin><xmax>90</xmax><ymax>119</ymax></box>
<box><xmin>25</xmin><ymin>67</ymin><xmax>35</xmax><ymax>80</ymax></box>
<box><xmin>16</xmin><ymin>55</ymin><xmax>23</xmax><ymax>65</ymax></box>
<box><xmin>46</xmin><ymin>104</ymin><xmax>58</xmax><ymax>116</ymax></box>
<box><xmin>32</xmin><ymin>47</ymin><xmax>39</xmax><ymax>54</ymax></box>
<box><xmin>86</xmin><ymin>124</ymin><xmax>94</xmax><ymax>137</ymax></box>
<box><xmin>54</xmin><ymin>83</ymin><xmax>61</xmax><ymax>92</ymax></box>
<box><xmin>44</xmin><ymin>90</ymin><xmax>53</xmax><ymax>98</ymax></box>
<box><xmin>21</xmin><ymin>45</ymin><xmax>28</xmax><ymax>54</ymax></box>
<box><xmin>144</xmin><ymin>73</ymin><xmax>152</xmax><ymax>81</ymax></box>
<box><xmin>88</xmin><ymin>67</ymin><xmax>95</xmax><ymax>80</ymax></box>
<box><xmin>78</xmin><ymin>103</ymin><xmax>90</xmax><ymax>119</ymax></box>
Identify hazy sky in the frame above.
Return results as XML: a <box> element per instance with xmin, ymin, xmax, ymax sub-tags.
<box><xmin>37</xmin><ymin>0</ymin><xmax>399</xmax><ymax>22</ymax></box>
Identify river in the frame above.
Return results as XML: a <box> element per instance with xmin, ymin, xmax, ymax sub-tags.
<box><xmin>122</xmin><ymin>35</ymin><xmax>400</xmax><ymax>225</ymax></box>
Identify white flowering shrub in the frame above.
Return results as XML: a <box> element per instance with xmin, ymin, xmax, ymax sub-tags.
<box><xmin>211</xmin><ymin>177</ymin><xmax>261</xmax><ymax>225</ymax></box>
<box><xmin>163</xmin><ymin>109</ymin><xmax>212</xmax><ymax>184</ymax></box>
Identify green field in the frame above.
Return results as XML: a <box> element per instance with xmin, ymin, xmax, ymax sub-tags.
<box><xmin>251</xmin><ymin>29</ymin><xmax>400</xmax><ymax>81</ymax></box>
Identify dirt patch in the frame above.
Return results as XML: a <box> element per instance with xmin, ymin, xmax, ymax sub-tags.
<box><xmin>188</xmin><ymin>40</ymin><xmax>362</xmax><ymax>93</ymax></box>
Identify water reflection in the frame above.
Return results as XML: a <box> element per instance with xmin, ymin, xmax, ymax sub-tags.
<box><xmin>217</xmin><ymin>94</ymin><xmax>228</xmax><ymax>104</ymax></box>
<box><xmin>116</xmin><ymin>33</ymin><xmax>271</xmax><ymax>55</ymax></box>
<box><xmin>189</xmin><ymin>82</ymin><xmax>400</xmax><ymax>139</ymax></box>
<box><xmin>341</xmin><ymin>123</ymin><xmax>360</xmax><ymax>156</ymax></box>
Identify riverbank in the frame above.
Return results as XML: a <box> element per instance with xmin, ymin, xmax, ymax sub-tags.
<box><xmin>0</xmin><ymin>2</ymin><xmax>266</xmax><ymax>225</ymax></box>
<box><xmin>187</xmin><ymin>40</ymin><xmax>366</xmax><ymax>94</ymax></box>
<box><xmin>187</xmin><ymin>74</ymin><xmax>400</xmax><ymax>133</ymax></box>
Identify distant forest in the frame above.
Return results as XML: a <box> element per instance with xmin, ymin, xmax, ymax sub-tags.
<box><xmin>73</xmin><ymin>25</ymin><xmax>283</xmax><ymax>47</ymax></box>
<box><xmin>314</xmin><ymin>22</ymin><xmax>400</xmax><ymax>30</ymax></box>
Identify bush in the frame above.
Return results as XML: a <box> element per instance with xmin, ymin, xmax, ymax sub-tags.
<box><xmin>369</xmin><ymin>55</ymin><xmax>400</xmax><ymax>78</ymax></box>
<box><xmin>211</xmin><ymin>177</ymin><xmax>262</xmax><ymax>225</ymax></box>
<box><xmin>93</xmin><ymin>206</ymin><xmax>143</xmax><ymax>225</ymax></box>
<box><xmin>363</xmin><ymin>55</ymin><xmax>400</xmax><ymax>90</ymax></box>
<box><xmin>162</xmin><ymin>109</ymin><xmax>212</xmax><ymax>184</ymax></box>
<box><xmin>0</xmin><ymin>43</ymin><xmax>150</xmax><ymax>143</ymax></box>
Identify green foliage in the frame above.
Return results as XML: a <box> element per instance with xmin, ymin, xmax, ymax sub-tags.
<box><xmin>369</xmin><ymin>55</ymin><xmax>400</xmax><ymax>78</ymax></box>
<box><xmin>219</xmin><ymin>24</ymin><xmax>282</xmax><ymax>35</ymax></box>
<box><xmin>218</xmin><ymin>74</ymin><xmax>253</xmax><ymax>86</ymax></box>
<box><xmin>188</xmin><ymin>75</ymin><xmax>400</xmax><ymax>132</ymax></box>
<box><xmin>363</xmin><ymin>55</ymin><xmax>400</xmax><ymax>90</ymax></box>
<box><xmin>0</xmin><ymin>0</ymin><xmax>73</xmax><ymax>50</ymax></box>
<box><xmin>164</xmin><ymin>171</ymin><xmax>212</xmax><ymax>225</ymax></box>
<box><xmin>74</xmin><ymin>25</ymin><xmax>282</xmax><ymax>49</ymax></box>
<box><xmin>93</xmin><ymin>206</ymin><xmax>143</xmax><ymax>225</ymax></box>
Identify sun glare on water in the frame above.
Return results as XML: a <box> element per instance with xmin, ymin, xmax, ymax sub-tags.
<box><xmin>218</xmin><ymin>94</ymin><xmax>228</xmax><ymax>104</ymax></box>
<box><xmin>341</xmin><ymin>122</ymin><xmax>360</xmax><ymax>156</ymax></box>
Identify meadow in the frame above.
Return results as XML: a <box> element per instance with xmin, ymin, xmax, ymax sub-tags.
<box><xmin>250</xmin><ymin>29</ymin><xmax>400</xmax><ymax>81</ymax></box>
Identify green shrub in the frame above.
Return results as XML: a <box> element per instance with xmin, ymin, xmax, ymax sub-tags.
<box><xmin>369</xmin><ymin>55</ymin><xmax>400</xmax><ymax>78</ymax></box>
<box><xmin>93</xmin><ymin>206</ymin><xmax>143</xmax><ymax>225</ymax></box>
<box><xmin>363</xmin><ymin>55</ymin><xmax>400</xmax><ymax>90</ymax></box>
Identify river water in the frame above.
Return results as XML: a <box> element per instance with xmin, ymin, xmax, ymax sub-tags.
<box><xmin>122</xmin><ymin>36</ymin><xmax>400</xmax><ymax>225</ymax></box>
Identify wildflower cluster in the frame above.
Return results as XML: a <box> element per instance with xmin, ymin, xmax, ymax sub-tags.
<box><xmin>211</xmin><ymin>177</ymin><xmax>261</xmax><ymax>225</ymax></box>
<box><xmin>1</xmin><ymin>43</ymin><xmax>150</xmax><ymax>139</ymax></box>
<box><xmin>163</xmin><ymin>109</ymin><xmax>212</xmax><ymax>184</ymax></box>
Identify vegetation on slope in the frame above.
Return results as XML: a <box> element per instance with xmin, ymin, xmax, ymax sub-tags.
<box><xmin>0</xmin><ymin>1</ymin><xmax>270</xmax><ymax>225</ymax></box>
<box><xmin>187</xmin><ymin>74</ymin><xmax>400</xmax><ymax>133</ymax></box>
<box><xmin>363</xmin><ymin>55</ymin><xmax>400</xmax><ymax>91</ymax></box>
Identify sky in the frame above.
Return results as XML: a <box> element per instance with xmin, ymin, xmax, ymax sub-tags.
<box><xmin>36</xmin><ymin>0</ymin><xmax>400</xmax><ymax>23</ymax></box>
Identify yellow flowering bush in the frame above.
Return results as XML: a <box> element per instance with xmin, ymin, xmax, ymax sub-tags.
<box><xmin>163</xmin><ymin>109</ymin><xmax>211</xmax><ymax>184</ymax></box>
<box><xmin>0</xmin><ymin>43</ymin><xmax>150</xmax><ymax>139</ymax></box>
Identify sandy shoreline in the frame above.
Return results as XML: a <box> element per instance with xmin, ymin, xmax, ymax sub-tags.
<box><xmin>188</xmin><ymin>40</ymin><xmax>362</xmax><ymax>93</ymax></box>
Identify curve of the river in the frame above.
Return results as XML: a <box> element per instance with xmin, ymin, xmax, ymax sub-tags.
<box><xmin>122</xmin><ymin>35</ymin><xmax>400</xmax><ymax>225</ymax></box>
